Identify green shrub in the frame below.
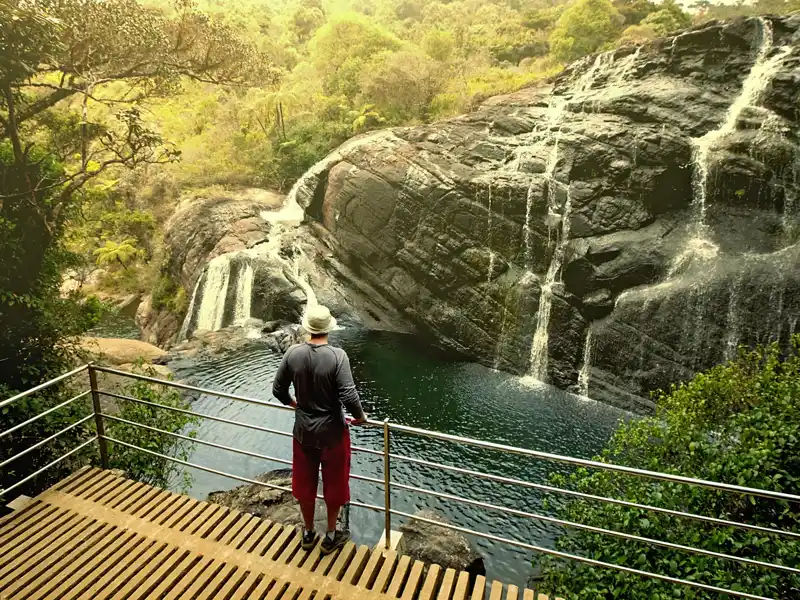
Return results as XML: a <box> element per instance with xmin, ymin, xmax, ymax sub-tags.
<box><xmin>539</xmin><ymin>338</ymin><xmax>800</xmax><ymax>599</ymax></box>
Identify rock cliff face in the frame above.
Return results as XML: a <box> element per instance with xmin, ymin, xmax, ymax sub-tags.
<box><xmin>290</xmin><ymin>16</ymin><xmax>800</xmax><ymax>411</ymax></box>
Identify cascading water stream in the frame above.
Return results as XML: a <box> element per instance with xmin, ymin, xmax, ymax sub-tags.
<box><xmin>232</xmin><ymin>261</ymin><xmax>255</xmax><ymax>325</ymax></box>
<box><xmin>577</xmin><ymin>327</ymin><xmax>594</xmax><ymax>397</ymax></box>
<box><xmin>194</xmin><ymin>255</ymin><xmax>233</xmax><ymax>333</ymax></box>
<box><xmin>177</xmin><ymin>276</ymin><xmax>202</xmax><ymax>341</ymax></box>
<box><xmin>688</xmin><ymin>18</ymin><xmax>788</xmax><ymax>242</ymax></box>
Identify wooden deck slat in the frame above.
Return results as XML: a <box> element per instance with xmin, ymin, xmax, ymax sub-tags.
<box><xmin>386</xmin><ymin>555</ymin><xmax>411</xmax><ymax>597</ymax></box>
<box><xmin>489</xmin><ymin>581</ymin><xmax>504</xmax><ymax>600</ymax></box>
<box><xmin>0</xmin><ymin>470</ymin><xmax>552</xmax><ymax>600</ymax></box>
<box><xmin>438</xmin><ymin>568</ymin><xmax>457</xmax><ymax>600</ymax></box>
<box><xmin>27</xmin><ymin>526</ymin><xmax>132</xmax><ymax>600</ymax></box>
<box><xmin>373</xmin><ymin>550</ymin><xmax>399</xmax><ymax>593</ymax></box>
<box><xmin>418</xmin><ymin>563</ymin><xmax>442</xmax><ymax>600</ymax></box>
<box><xmin>400</xmin><ymin>560</ymin><xmax>425</xmax><ymax>600</ymax></box>
<box><xmin>453</xmin><ymin>572</ymin><xmax>471</xmax><ymax>600</ymax></box>
<box><xmin>71</xmin><ymin>538</ymin><xmax>159</xmax><ymax>600</ymax></box>
<box><xmin>471</xmin><ymin>576</ymin><xmax>487</xmax><ymax>600</ymax></box>
<box><xmin>38</xmin><ymin>530</ymin><xmax>139</xmax><ymax>600</ymax></box>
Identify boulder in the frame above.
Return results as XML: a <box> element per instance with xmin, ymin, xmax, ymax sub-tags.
<box><xmin>79</xmin><ymin>337</ymin><xmax>168</xmax><ymax>365</ymax></box>
<box><xmin>397</xmin><ymin>510</ymin><xmax>486</xmax><ymax>579</ymax></box>
<box><xmin>286</xmin><ymin>15</ymin><xmax>800</xmax><ymax>411</ymax></box>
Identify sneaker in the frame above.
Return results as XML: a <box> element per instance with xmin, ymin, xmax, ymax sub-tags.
<box><xmin>301</xmin><ymin>529</ymin><xmax>318</xmax><ymax>551</ymax></box>
<box><xmin>320</xmin><ymin>530</ymin><xmax>349</xmax><ymax>555</ymax></box>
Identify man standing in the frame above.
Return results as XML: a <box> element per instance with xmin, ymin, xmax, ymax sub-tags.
<box><xmin>272</xmin><ymin>304</ymin><xmax>367</xmax><ymax>555</ymax></box>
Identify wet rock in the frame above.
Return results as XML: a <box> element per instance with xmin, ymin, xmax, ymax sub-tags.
<box><xmin>397</xmin><ymin>510</ymin><xmax>486</xmax><ymax>579</ymax></box>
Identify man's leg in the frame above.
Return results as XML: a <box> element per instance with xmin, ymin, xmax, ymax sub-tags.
<box><xmin>319</xmin><ymin>430</ymin><xmax>351</xmax><ymax>553</ymax></box>
<box><xmin>292</xmin><ymin>438</ymin><xmax>321</xmax><ymax>549</ymax></box>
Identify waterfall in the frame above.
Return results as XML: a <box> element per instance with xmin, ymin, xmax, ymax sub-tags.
<box><xmin>194</xmin><ymin>254</ymin><xmax>233</xmax><ymax>332</ymax></box>
<box><xmin>232</xmin><ymin>261</ymin><xmax>254</xmax><ymax>325</ymax></box>
<box><xmin>177</xmin><ymin>275</ymin><xmax>202</xmax><ymax>341</ymax></box>
<box><xmin>723</xmin><ymin>278</ymin><xmax>742</xmax><ymax>361</ymax></box>
<box><xmin>689</xmin><ymin>18</ymin><xmax>788</xmax><ymax>238</ymax></box>
<box><xmin>486</xmin><ymin>183</ymin><xmax>494</xmax><ymax>282</ymax></box>
<box><xmin>526</xmin><ymin>52</ymin><xmax>615</xmax><ymax>381</ymax></box>
<box><xmin>578</xmin><ymin>327</ymin><xmax>593</xmax><ymax>397</ymax></box>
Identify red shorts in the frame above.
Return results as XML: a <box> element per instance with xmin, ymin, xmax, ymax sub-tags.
<box><xmin>292</xmin><ymin>430</ymin><xmax>351</xmax><ymax>506</ymax></box>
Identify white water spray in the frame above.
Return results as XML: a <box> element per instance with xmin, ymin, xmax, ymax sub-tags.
<box><xmin>194</xmin><ymin>255</ymin><xmax>232</xmax><ymax>332</ymax></box>
<box><xmin>578</xmin><ymin>327</ymin><xmax>594</xmax><ymax>397</ymax></box>
<box><xmin>232</xmin><ymin>261</ymin><xmax>254</xmax><ymax>325</ymax></box>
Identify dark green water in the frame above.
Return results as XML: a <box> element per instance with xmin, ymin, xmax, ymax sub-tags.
<box><xmin>87</xmin><ymin>312</ymin><xmax>141</xmax><ymax>339</ymax></box>
<box><xmin>170</xmin><ymin>329</ymin><xmax>631</xmax><ymax>586</ymax></box>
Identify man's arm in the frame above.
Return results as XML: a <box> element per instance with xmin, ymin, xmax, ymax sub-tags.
<box><xmin>337</xmin><ymin>352</ymin><xmax>366</xmax><ymax>423</ymax></box>
<box><xmin>272</xmin><ymin>350</ymin><xmax>296</xmax><ymax>407</ymax></box>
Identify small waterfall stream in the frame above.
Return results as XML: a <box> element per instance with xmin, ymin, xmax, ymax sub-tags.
<box><xmin>194</xmin><ymin>255</ymin><xmax>233</xmax><ymax>333</ymax></box>
<box><xmin>578</xmin><ymin>327</ymin><xmax>594</xmax><ymax>397</ymax></box>
<box><xmin>232</xmin><ymin>261</ymin><xmax>254</xmax><ymax>325</ymax></box>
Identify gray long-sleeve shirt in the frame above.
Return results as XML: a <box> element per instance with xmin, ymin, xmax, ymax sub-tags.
<box><xmin>272</xmin><ymin>342</ymin><xmax>366</xmax><ymax>449</ymax></box>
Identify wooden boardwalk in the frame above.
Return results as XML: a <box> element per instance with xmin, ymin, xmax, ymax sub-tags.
<box><xmin>0</xmin><ymin>468</ymin><xmax>560</xmax><ymax>600</ymax></box>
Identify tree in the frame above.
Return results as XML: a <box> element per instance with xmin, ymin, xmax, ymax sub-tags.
<box><xmin>308</xmin><ymin>13</ymin><xmax>403</xmax><ymax>100</ymax></box>
<box><xmin>549</xmin><ymin>0</ymin><xmax>625</xmax><ymax>62</ymax></box>
<box><xmin>612</xmin><ymin>0</ymin><xmax>658</xmax><ymax>26</ymax></box>
<box><xmin>0</xmin><ymin>0</ymin><xmax>271</xmax><ymax>496</ymax></box>
<box><xmin>641</xmin><ymin>0</ymin><xmax>691</xmax><ymax>36</ymax></box>
<box><xmin>540</xmin><ymin>339</ymin><xmax>800</xmax><ymax>599</ymax></box>
<box><xmin>617</xmin><ymin>24</ymin><xmax>659</xmax><ymax>45</ymax></box>
<box><xmin>359</xmin><ymin>50</ymin><xmax>447</xmax><ymax>122</ymax></box>
<box><xmin>93</xmin><ymin>239</ymin><xmax>143</xmax><ymax>271</ymax></box>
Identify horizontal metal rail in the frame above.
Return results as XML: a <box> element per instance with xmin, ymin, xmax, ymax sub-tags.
<box><xmin>0</xmin><ymin>437</ymin><xmax>98</xmax><ymax>498</ymax></box>
<box><xmin>0</xmin><ymin>390</ymin><xmax>91</xmax><ymax>440</ymax></box>
<box><xmin>0</xmin><ymin>414</ymin><xmax>95</xmax><ymax>470</ymax></box>
<box><xmin>96</xmin><ymin>364</ymin><xmax>800</xmax><ymax>504</ymax></box>
<box><xmin>102</xmin><ymin>414</ymin><xmax>384</xmax><ymax>487</ymax></box>
<box><xmin>390</xmin><ymin>510</ymin><xmax>776</xmax><ymax>600</ymax></box>
<box><xmin>0</xmin><ymin>364</ymin><xmax>89</xmax><ymax>410</ymax></box>
<box><xmin>392</xmin><ymin>481</ymin><xmax>800</xmax><ymax>575</ymax></box>
<box><xmin>387</xmin><ymin>422</ymin><xmax>800</xmax><ymax>504</ymax></box>
<box><xmin>389</xmin><ymin>452</ymin><xmax>800</xmax><ymax>540</ymax></box>
<box><xmin>104</xmin><ymin>435</ymin><xmax>385</xmax><ymax>514</ymax></box>
<box><xmin>98</xmin><ymin>389</ymin><xmax>383</xmax><ymax>457</ymax></box>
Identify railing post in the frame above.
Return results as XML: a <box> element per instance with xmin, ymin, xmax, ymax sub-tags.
<box><xmin>383</xmin><ymin>418</ymin><xmax>392</xmax><ymax>550</ymax></box>
<box><xmin>88</xmin><ymin>364</ymin><xmax>109</xmax><ymax>469</ymax></box>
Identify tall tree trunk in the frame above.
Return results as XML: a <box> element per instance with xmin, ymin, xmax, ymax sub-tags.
<box><xmin>279</xmin><ymin>102</ymin><xmax>286</xmax><ymax>140</ymax></box>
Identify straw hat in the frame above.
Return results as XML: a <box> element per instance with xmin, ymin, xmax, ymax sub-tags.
<box><xmin>302</xmin><ymin>304</ymin><xmax>337</xmax><ymax>335</ymax></box>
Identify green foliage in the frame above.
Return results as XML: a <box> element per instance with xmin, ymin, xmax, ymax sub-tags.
<box><xmin>105</xmin><ymin>364</ymin><xmax>199</xmax><ymax>490</ymax></box>
<box><xmin>640</xmin><ymin>0</ymin><xmax>691</xmax><ymax>36</ymax></box>
<box><xmin>93</xmin><ymin>239</ymin><xmax>144</xmax><ymax>270</ymax></box>
<box><xmin>617</xmin><ymin>24</ymin><xmax>658</xmax><ymax>45</ymax></box>
<box><xmin>152</xmin><ymin>274</ymin><xmax>188</xmax><ymax>314</ymax></box>
<box><xmin>550</xmin><ymin>0</ymin><xmax>625</xmax><ymax>62</ymax></box>
<box><xmin>539</xmin><ymin>338</ymin><xmax>800</xmax><ymax>599</ymax></box>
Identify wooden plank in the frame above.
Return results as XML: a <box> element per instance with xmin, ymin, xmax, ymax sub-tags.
<box><xmin>101</xmin><ymin>543</ymin><xmax>174</xmax><ymax>600</ymax></box>
<box><xmin>453</xmin><ymin>572</ymin><xmax>471</xmax><ymax>600</ymax></box>
<box><xmin>229</xmin><ymin>515</ymin><xmax>258</xmax><ymax>549</ymax></box>
<box><xmin>386</xmin><ymin>555</ymin><xmax>411</xmax><ymax>597</ymax></box>
<box><xmin>295</xmin><ymin>587</ymin><xmax>315</xmax><ymax>600</ymax></box>
<box><xmin>155</xmin><ymin>495</ymin><xmax>192</xmax><ymax>526</ymax></box>
<box><xmin>69</xmin><ymin>470</ymin><xmax>114</xmax><ymax>499</ymax></box>
<box><xmin>160</xmin><ymin>496</ymin><xmax>196</xmax><ymax>528</ymax></box>
<box><xmin>28</xmin><ymin>527</ymin><xmax>135</xmax><ymax>600</ymax></box>
<box><xmin>399</xmin><ymin>560</ymin><xmax>425</xmax><ymax>600</ymax></box>
<box><xmin>38</xmin><ymin>530</ymin><xmax>139</xmax><ymax>600</ymax></box>
<box><xmin>326</xmin><ymin>542</ymin><xmax>357</xmax><ymax>579</ymax></box>
<box><xmin>125</xmin><ymin>547</ymin><xmax>192</xmax><ymax>600</ymax></box>
<box><xmin>71</xmin><ymin>538</ymin><xmax>159</xmax><ymax>600</ymax></box>
<box><xmin>522</xmin><ymin>590</ymin><xmax>535</xmax><ymax>600</ymax></box>
<box><xmin>160</xmin><ymin>555</ymin><xmax>216</xmax><ymax>600</ymax></box>
<box><xmin>240</xmin><ymin>520</ymin><xmax>276</xmax><ymax>553</ymax></box>
<box><xmin>171</xmin><ymin>558</ymin><xmax>228</xmax><ymax>600</ymax></box>
<box><xmin>0</xmin><ymin>521</ymin><xmax>108</xmax><ymax>596</ymax></box>
<box><xmin>267</xmin><ymin>525</ymin><xmax>297</xmax><ymax>561</ymax></box>
<box><xmin>372</xmin><ymin>550</ymin><xmax>399</xmax><ymax>593</ymax></box>
<box><xmin>0</xmin><ymin>513</ymin><xmax>87</xmax><ymax>581</ymax></box>
<box><xmin>470</xmin><ymin>576</ymin><xmax>487</xmax><ymax>600</ymax></box>
<box><xmin>437</xmin><ymin>568</ymin><xmax>457</xmax><ymax>600</ymax></box>
<box><xmin>489</xmin><ymin>581</ymin><xmax>504</xmax><ymax>600</ymax></box>
<box><xmin>0</xmin><ymin>498</ymin><xmax>50</xmax><ymax>531</ymax></box>
<box><xmin>143</xmin><ymin>551</ymin><xmax>201</xmax><ymax>599</ymax></box>
<box><xmin>171</xmin><ymin>500</ymin><xmax>207</xmax><ymax>531</ymax></box>
<box><xmin>506</xmin><ymin>584</ymin><xmax>519</xmax><ymax>600</ymax></box>
<box><xmin>227</xmin><ymin>571</ymin><xmax>261</xmax><ymax>600</ymax></box>
<box><xmin>138</xmin><ymin>490</ymin><xmax>182</xmax><ymax>523</ymax></box>
<box><xmin>418</xmin><ymin>564</ymin><xmax>442</xmax><ymax>600</ymax></box>
<box><xmin>84</xmin><ymin>472</ymin><xmax>125</xmax><ymax>502</ymax></box>
<box><xmin>536</xmin><ymin>593</ymin><xmax>549</xmax><ymax>600</ymax></box>
<box><xmin>269</xmin><ymin>581</ymin><xmax>298</xmax><ymax>600</ymax></box>
<box><xmin>210</xmin><ymin>567</ymin><xmax>249</xmax><ymax>600</ymax></box>
<box><xmin>0</xmin><ymin>504</ymin><xmax>63</xmax><ymax>548</ymax></box>
<box><xmin>356</xmin><ymin>546</ymin><xmax>384</xmax><ymax>588</ymax></box>
<box><xmin>49</xmin><ymin>466</ymin><xmax>93</xmax><ymax>493</ymax></box>
<box><xmin>194</xmin><ymin>564</ymin><xmax>241</xmax><ymax>600</ymax></box>
<box><xmin>97</xmin><ymin>478</ymin><xmax>139</xmax><ymax>506</ymax></box>
<box><xmin>248</xmin><ymin>574</ymin><xmax>278</xmax><ymax>600</ymax></box>
<box><xmin>342</xmin><ymin>545</ymin><xmax>371</xmax><ymax>585</ymax></box>
<box><xmin>124</xmin><ymin>486</ymin><xmax>166</xmax><ymax>516</ymax></box>
<box><xmin>194</xmin><ymin>505</ymin><xmax>228</xmax><ymax>537</ymax></box>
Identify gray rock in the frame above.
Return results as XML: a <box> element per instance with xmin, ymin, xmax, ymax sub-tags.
<box><xmin>397</xmin><ymin>510</ymin><xmax>486</xmax><ymax>579</ymax></box>
<box><xmin>286</xmin><ymin>16</ymin><xmax>800</xmax><ymax>411</ymax></box>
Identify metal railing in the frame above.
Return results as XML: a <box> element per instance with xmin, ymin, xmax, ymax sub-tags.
<box><xmin>1</xmin><ymin>363</ymin><xmax>799</xmax><ymax>600</ymax></box>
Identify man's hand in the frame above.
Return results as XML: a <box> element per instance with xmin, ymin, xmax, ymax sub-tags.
<box><xmin>350</xmin><ymin>416</ymin><xmax>367</xmax><ymax>425</ymax></box>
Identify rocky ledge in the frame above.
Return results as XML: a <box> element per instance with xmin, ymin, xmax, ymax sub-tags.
<box><xmin>287</xmin><ymin>15</ymin><xmax>800</xmax><ymax>411</ymax></box>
